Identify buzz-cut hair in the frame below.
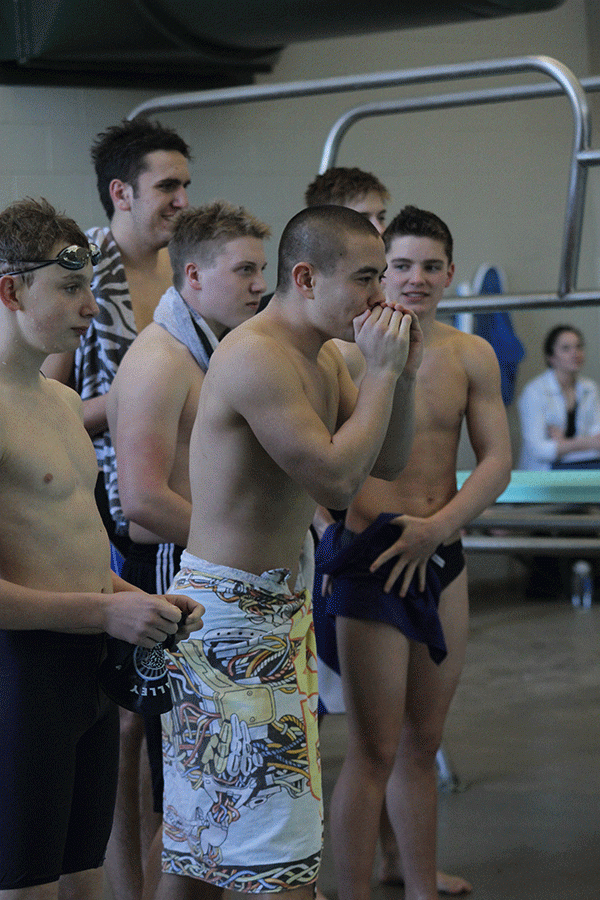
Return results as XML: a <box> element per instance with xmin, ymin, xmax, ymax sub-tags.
<box><xmin>91</xmin><ymin>116</ymin><xmax>191</xmax><ymax>220</ymax></box>
<box><xmin>0</xmin><ymin>197</ymin><xmax>90</xmax><ymax>286</ymax></box>
<box><xmin>304</xmin><ymin>167</ymin><xmax>389</xmax><ymax>208</ymax></box>
<box><xmin>383</xmin><ymin>205</ymin><xmax>453</xmax><ymax>264</ymax></box>
<box><xmin>168</xmin><ymin>200</ymin><xmax>270</xmax><ymax>291</ymax></box>
<box><xmin>276</xmin><ymin>204</ymin><xmax>380</xmax><ymax>294</ymax></box>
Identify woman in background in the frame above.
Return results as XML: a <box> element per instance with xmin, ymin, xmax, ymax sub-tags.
<box><xmin>518</xmin><ymin>324</ymin><xmax>600</xmax><ymax>470</ymax></box>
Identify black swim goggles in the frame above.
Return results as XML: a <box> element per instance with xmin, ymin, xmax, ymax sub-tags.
<box><xmin>3</xmin><ymin>243</ymin><xmax>102</xmax><ymax>277</ymax></box>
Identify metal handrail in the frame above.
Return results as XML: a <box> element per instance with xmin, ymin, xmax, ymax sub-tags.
<box><xmin>129</xmin><ymin>55</ymin><xmax>597</xmax><ymax>309</ymax></box>
<box><xmin>438</xmin><ymin>290</ymin><xmax>600</xmax><ymax>315</ymax></box>
<box><xmin>319</xmin><ymin>56</ymin><xmax>593</xmax><ymax>301</ymax></box>
<box><xmin>320</xmin><ymin>75</ymin><xmax>600</xmax><ymax>167</ymax></box>
<box><xmin>462</xmin><ymin>535</ymin><xmax>600</xmax><ymax>554</ymax></box>
<box><xmin>130</xmin><ymin>57</ymin><xmax>579</xmax><ymax>117</ymax></box>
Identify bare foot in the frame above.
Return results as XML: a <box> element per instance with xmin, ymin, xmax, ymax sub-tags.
<box><xmin>379</xmin><ymin>860</ymin><xmax>472</xmax><ymax>896</ymax></box>
<box><xmin>435</xmin><ymin>871</ymin><xmax>472</xmax><ymax>896</ymax></box>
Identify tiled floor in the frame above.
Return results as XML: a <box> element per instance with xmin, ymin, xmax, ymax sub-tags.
<box><xmin>317</xmin><ymin>584</ymin><xmax>600</xmax><ymax>900</ymax></box>
<box><xmin>105</xmin><ymin>582</ymin><xmax>600</xmax><ymax>899</ymax></box>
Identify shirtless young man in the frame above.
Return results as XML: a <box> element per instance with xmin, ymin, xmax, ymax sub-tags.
<box><xmin>108</xmin><ymin>199</ymin><xmax>270</xmax><ymax>576</ymax></box>
<box><xmin>43</xmin><ymin>116</ymin><xmax>192</xmax><ymax>546</ymax></box>
<box><xmin>154</xmin><ymin>204</ymin><xmax>423</xmax><ymax>900</ymax></box>
<box><xmin>317</xmin><ymin>206</ymin><xmax>511</xmax><ymax>900</ymax></box>
<box><xmin>306</xmin><ymin>174</ymin><xmax>470</xmax><ymax>897</ymax></box>
<box><xmin>0</xmin><ymin>197</ymin><xmax>202</xmax><ymax>900</ymax></box>
<box><xmin>106</xmin><ymin>200</ymin><xmax>270</xmax><ymax>898</ymax></box>
<box><xmin>42</xmin><ymin>117</ymin><xmax>192</xmax><ymax>900</ymax></box>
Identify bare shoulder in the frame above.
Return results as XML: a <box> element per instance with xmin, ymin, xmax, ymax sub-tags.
<box><xmin>332</xmin><ymin>338</ymin><xmax>365</xmax><ymax>383</ymax></box>
<box><xmin>199</xmin><ymin>325</ymin><xmax>278</xmax><ymax>422</ymax></box>
<box><xmin>45</xmin><ymin>378</ymin><xmax>83</xmax><ymax>419</ymax></box>
<box><xmin>321</xmin><ymin>339</ymin><xmax>349</xmax><ymax>372</ymax></box>
<box><xmin>434</xmin><ymin>321</ymin><xmax>499</xmax><ymax>376</ymax></box>
<box><xmin>122</xmin><ymin>322</ymin><xmax>191</xmax><ymax>370</ymax></box>
<box><xmin>115</xmin><ymin>323</ymin><xmax>199</xmax><ymax>395</ymax></box>
<box><xmin>460</xmin><ymin>331</ymin><xmax>501</xmax><ymax>383</ymax></box>
<box><xmin>206</xmin><ymin>319</ymin><xmax>340</xmax><ymax>432</ymax></box>
<box><xmin>209</xmin><ymin>319</ymin><xmax>294</xmax><ymax>387</ymax></box>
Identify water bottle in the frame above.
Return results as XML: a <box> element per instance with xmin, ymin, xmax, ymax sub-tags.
<box><xmin>571</xmin><ymin>560</ymin><xmax>593</xmax><ymax>608</ymax></box>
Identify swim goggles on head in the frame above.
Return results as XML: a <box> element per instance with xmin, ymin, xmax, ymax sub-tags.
<box><xmin>3</xmin><ymin>243</ymin><xmax>102</xmax><ymax>277</ymax></box>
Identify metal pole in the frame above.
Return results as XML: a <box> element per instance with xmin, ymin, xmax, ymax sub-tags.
<box><xmin>128</xmin><ymin>56</ymin><xmax>586</xmax><ymax>119</ymax></box>
<box><xmin>438</xmin><ymin>290</ymin><xmax>600</xmax><ymax>315</ymax></box>
<box><xmin>320</xmin><ymin>75</ymin><xmax>600</xmax><ymax>170</ymax></box>
<box><xmin>129</xmin><ymin>55</ymin><xmax>599</xmax><ymax>309</ymax></box>
<box><xmin>318</xmin><ymin>56</ymin><xmax>590</xmax><ymax>298</ymax></box>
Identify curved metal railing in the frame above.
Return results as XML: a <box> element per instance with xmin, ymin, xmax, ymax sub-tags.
<box><xmin>129</xmin><ymin>55</ymin><xmax>600</xmax><ymax>311</ymax></box>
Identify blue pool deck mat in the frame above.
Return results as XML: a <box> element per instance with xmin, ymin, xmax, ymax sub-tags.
<box><xmin>457</xmin><ymin>470</ymin><xmax>600</xmax><ymax>504</ymax></box>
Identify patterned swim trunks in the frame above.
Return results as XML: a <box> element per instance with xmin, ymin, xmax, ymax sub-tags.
<box><xmin>161</xmin><ymin>551</ymin><xmax>322</xmax><ymax>893</ymax></box>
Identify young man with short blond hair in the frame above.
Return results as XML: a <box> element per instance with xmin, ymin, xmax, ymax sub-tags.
<box><xmin>107</xmin><ymin>201</ymin><xmax>270</xmax><ymax>898</ymax></box>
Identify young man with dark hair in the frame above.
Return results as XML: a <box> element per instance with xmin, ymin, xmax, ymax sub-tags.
<box><xmin>318</xmin><ymin>205</ymin><xmax>511</xmax><ymax>900</ymax></box>
<box><xmin>154</xmin><ymin>204</ymin><xmax>423</xmax><ymax>900</ymax></box>
<box><xmin>91</xmin><ymin>117</ymin><xmax>192</xmax><ymax>222</ymax></box>
<box><xmin>42</xmin><ymin>116</ymin><xmax>193</xmax><ymax>900</ymax></box>
<box><xmin>307</xmin><ymin>181</ymin><xmax>470</xmax><ymax>896</ymax></box>
<box><xmin>0</xmin><ymin>197</ymin><xmax>202</xmax><ymax>900</ymax></box>
<box><xmin>44</xmin><ymin>115</ymin><xmax>192</xmax><ymax>547</ymax></box>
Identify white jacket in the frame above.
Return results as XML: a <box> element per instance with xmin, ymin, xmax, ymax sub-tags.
<box><xmin>517</xmin><ymin>368</ymin><xmax>600</xmax><ymax>470</ymax></box>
